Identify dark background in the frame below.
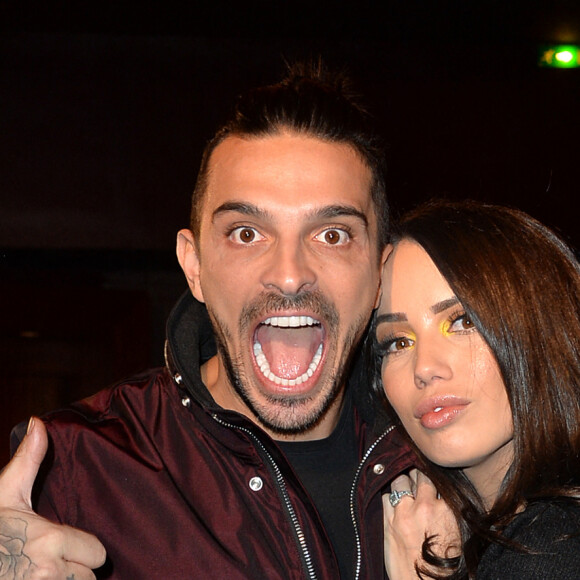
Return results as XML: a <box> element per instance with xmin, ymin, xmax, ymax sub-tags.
<box><xmin>1</xmin><ymin>1</ymin><xmax>579</xmax><ymax>463</ymax></box>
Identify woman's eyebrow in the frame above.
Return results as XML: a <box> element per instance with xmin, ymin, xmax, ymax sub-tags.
<box><xmin>376</xmin><ymin>312</ymin><xmax>406</xmax><ymax>325</ymax></box>
<box><xmin>431</xmin><ymin>297</ymin><xmax>460</xmax><ymax>315</ymax></box>
<box><xmin>376</xmin><ymin>297</ymin><xmax>459</xmax><ymax>326</ymax></box>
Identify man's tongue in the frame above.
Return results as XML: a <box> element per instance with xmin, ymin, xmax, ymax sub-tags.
<box><xmin>255</xmin><ymin>325</ymin><xmax>322</xmax><ymax>379</ymax></box>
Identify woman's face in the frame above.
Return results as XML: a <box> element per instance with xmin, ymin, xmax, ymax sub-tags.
<box><xmin>377</xmin><ymin>240</ymin><xmax>514</xmax><ymax>501</ymax></box>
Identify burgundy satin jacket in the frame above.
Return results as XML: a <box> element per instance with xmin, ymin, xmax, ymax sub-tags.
<box><xmin>13</xmin><ymin>293</ymin><xmax>415</xmax><ymax>579</ymax></box>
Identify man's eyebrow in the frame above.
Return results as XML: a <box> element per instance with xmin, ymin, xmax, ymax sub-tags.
<box><xmin>314</xmin><ymin>204</ymin><xmax>369</xmax><ymax>227</ymax></box>
<box><xmin>212</xmin><ymin>202</ymin><xmax>369</xmax><ymax>226</ymax></box>
<box><xmin>376</xmin><ymin>298</ymin><xmax>460</xmax><ymax>326</ymax></box>
<box><xmin>212</xmin><ymin>202</ymin><xmax>270</xmax><ymax>222</ymax></box>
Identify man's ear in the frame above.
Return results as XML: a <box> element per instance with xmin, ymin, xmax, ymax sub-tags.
<box><xmin>176</xmin><ymin>229</ymin><xmax>205</xmax><ymax>303</ymax></box>
<box><xmin>374</xmin><ymin>244</ymin><xmax>393</xmax><ymax>309</ymax></box>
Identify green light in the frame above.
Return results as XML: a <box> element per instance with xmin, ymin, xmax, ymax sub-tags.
<box><xmin>555</xmin><ymin>50</ymin><xmax>574</xmax><ymax>63</ymax></box>
<box><xmin>539</xmin><ymin>45</ymin><xmax>580</xmax><ymax>68</ymax></box>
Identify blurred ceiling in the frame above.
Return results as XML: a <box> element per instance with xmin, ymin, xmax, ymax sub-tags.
<box><xmin>2</xmin><ymin>1</ymin><xmax>579</xmax><ymax>41</ymax></box>
<box><xmin>1</xmin><ymin>1</ymin><xmax>579</xmax><ymax>250</ymax></box>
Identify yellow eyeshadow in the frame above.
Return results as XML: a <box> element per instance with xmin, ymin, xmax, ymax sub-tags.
<box><xmin>440</xmin><ymin>318</ymin><xmax>452</xmax><ymax>336</ymax></box>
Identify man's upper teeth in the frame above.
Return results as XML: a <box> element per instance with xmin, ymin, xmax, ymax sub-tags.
<box><xmin>263</xmin><ymin>315</ymin><xmax>318</xmax><ymax>327</ymax></box>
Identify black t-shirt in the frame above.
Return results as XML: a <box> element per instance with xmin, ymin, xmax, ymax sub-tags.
<box><xmin>278</xmin><ymin>392</ymin><xmax>359</xmax><ymax>579</ymax></box>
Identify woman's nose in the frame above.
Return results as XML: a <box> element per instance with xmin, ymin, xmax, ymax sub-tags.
<box><xmin>413</xmin><ymin>340</ymin><xmax>453</xmax><ymax>389</ymax></box>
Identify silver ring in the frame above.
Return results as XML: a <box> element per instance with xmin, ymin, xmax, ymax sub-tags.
<box><xmin>388</xmin><ymin>489</ymin><xmax>415</xmax><ymax>507</ymax></box>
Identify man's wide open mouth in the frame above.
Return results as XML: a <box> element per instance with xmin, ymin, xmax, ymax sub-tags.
<box><xmin>253</xmin><ymin>315</ymin><xmax>325</xmax><ymax>387</ymax></box>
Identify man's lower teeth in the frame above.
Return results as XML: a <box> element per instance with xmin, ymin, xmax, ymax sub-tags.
<box><xmin>253</xmin><ymin>342</ymin><xmax>322</xmax><ymax>386</ymax></box>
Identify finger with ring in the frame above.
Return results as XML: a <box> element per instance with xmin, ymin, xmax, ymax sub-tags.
<box><xmin>389</xmin><ymin>489</ymin><xmax>415</xmax><ymax>507</ymax></box>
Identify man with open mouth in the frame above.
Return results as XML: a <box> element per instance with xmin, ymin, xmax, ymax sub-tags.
<box><xmin>1</xmin><ymin>62</ymin><xmax>417</xmax><ymax>579</ymax></box>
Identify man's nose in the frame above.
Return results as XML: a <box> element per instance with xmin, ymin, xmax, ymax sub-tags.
<box><xmin>413</xmin><ymin>340</ymin><xmax>453</xmax><ymax>389</ymax></box>
<box><xmin>260</xmin><ymin>240</ymin><xmax>317</xmax><ymax>295</ymax></box>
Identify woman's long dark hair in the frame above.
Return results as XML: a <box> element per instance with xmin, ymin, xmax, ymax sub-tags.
<box><xmin>373</xmin><ymin>199</ymin><xmax>580</xmax><ymax>578</ymax></box>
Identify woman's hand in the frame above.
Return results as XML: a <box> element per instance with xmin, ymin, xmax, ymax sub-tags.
<box><xmin>383</xmin><ymin>469</ymin><xmax>459</xmax><ymax>579</ymax></box>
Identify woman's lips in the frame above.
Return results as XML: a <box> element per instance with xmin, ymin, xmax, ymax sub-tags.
<box><xmin>414</xmin><ymin>396</ymin><xmax>470</xmax><ymax>430</ymax></box>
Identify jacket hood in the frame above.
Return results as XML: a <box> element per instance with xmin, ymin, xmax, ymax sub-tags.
<box><xmin>165</xmin><ymin>290</ymin><xmax>393</xmax><ymax>435</ymax></box>
<box><xmin>165</xmin><ymin>290</ymin><xmax>218</xmax><ymax>409</ymax></box>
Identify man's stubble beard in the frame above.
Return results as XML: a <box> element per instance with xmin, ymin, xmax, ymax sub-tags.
<box><xmin>205</xmin><ymin>291</ymin><xmax>368</xmax><ymax>436</ymax></box>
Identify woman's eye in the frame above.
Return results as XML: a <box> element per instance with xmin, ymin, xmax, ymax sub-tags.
<box><xmin>230</xmin><ymin>227</ymin><xmax>264</xmax><ymax>244</ymax></box>
<box><xmin>449</xmin><ymin>314</ymin><xmax>476</xmax><ymax>333</ymax></box>
<box><xmin>315</xmin><ymin>228</ymin><xmax>350</xmax><ymax>245</ymax></box>
<box><xmin>389</xmin><ymin>338</ymin><xmax>414</xmax><ymax>352</ymax></box>
<box><xmin>378</xmin><ymin>336</ymin><xmax>415</xmax><ymax>356</ymax></box>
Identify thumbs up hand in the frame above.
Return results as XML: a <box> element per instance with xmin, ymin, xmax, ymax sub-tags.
<box><xmin>0</xmin><ymin>418</ymin><xmax>106</xmax><ymax>579</ymax></box>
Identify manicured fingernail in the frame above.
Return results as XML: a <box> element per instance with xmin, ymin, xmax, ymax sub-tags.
<box><xmin>26</xmin><ymin>417</ymin><xmax>35</xmax><ymax>435</ymax></box>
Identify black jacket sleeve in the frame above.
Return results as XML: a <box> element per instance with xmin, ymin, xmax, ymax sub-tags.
<box><xmin>477</xmin><ymin>502</ymin><xmax>580</xmax><ymax>579</ymax></box>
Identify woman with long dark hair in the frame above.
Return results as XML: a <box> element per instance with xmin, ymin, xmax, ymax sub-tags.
<box><xmin>374</xmin><ymin>199</ymin><xmax>580</xmax><ymax>579</ymax></box>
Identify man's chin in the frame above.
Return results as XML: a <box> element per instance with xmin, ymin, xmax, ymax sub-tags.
<box><xmin>254</xmin><ymin>406</ymin><xmax>325</xmax><ymax>436</ymax></box>
<box><xmin>242</xmin><ymin>381</ymin><xmax>340</xmax><ymax>436</ymax></box>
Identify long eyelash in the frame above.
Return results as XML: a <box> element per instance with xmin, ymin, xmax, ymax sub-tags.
<box><xmin>447</xmin><ymin>309</ymin><xmax>467</xmax><ymax>325</ymax></box>
<box><xmin>374</xmin><ymin>334</ymin><xmax>398</xmax><ymax>357</ymax></box>
<box><xmin>446</xmin><ymin>309</ymin><xmax>477</xmax><ymax>333</ymax></box>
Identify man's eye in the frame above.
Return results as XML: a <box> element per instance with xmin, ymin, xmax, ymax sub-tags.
<box><xmin>230</xmin><ymin>227</ymin><xmax>263</xmax><ymax>244</ymax></box>
<box><xmin>315</xmin><ymin>228</ymin><xmax>350</xmax><ymax>245</ymax></box>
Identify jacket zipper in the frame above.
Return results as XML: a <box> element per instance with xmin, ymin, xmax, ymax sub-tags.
<box><xmin>211</xmin><ymin>414</ymin><xmax>318</xmax><ymax>580</ymax></box>
<box><xmin>349</xmin><ymin>424</ymin><xmax>396</xmax><ymax>580</ymax></box>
